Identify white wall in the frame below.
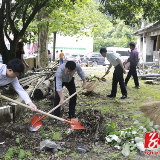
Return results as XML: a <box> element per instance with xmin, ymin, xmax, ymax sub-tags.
<box><xmin>146</xmin><ymin>36</ymin><xmax>153</xmax><ymax>55</ymax></box>
<box><xmin>136</xmin><ymin>36</ymin><xmax>144</xmax><ymax>62</ymax></box>
<box><xmin>4</xmin><ymin>33</ymin><xmax>93</xmax><ymax>59</ymax></box>
<box><xmin>142</xmin><ymin>35</ymin><xmax>147</xmax><ymax>62</ymax></box>
<box><xmin>48</xmin><ymin>34</ymin><xmax>93</xmax><ymax>55</ymax></box>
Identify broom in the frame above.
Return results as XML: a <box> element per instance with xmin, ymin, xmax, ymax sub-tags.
<box><xmin>86</xmin><ymin>73</ymin><xmax>107</xmax><ymax>92</ymax></box>
<box><xmin>139</xmin><ymin>101</ymin><xmax>160</xmax><ymax>124</ymax></box>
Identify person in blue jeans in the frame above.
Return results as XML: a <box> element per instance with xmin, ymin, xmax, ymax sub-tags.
<box><xmin>59</xmin><ymin>50</ymin><xmax>65</xmax><ymax>65</ymax></box>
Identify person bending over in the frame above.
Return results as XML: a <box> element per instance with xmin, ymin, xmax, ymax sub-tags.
<box><xmin>53</xmin><ymin>61</ymin><xmax>87</xmax><ymax>121</ymax></box>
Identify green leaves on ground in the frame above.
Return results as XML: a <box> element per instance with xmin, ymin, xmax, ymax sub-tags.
<box><xmin>105</xmin><ymin>118</ymin><xmax>160</xmax><ymax>156</ymax></box>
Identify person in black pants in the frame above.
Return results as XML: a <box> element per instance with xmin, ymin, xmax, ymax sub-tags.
<box><xmin>125</xmin><ymin>42</ymin><xmax>140</xmax><ymax>89</ymax></box>
<box><xmin>52</xmin><ymin>61</ymin><xmax>86</xmax><ymax>122</ymax></box>
<box><xmin>100</xmin><ymin>48</ymin><xmax>127</xmax><ymax>99</ymax></box>
<box><xmin>54</xmin><ymin>77</ymin><xmax>76</xmax><ymax>118</ymax></box>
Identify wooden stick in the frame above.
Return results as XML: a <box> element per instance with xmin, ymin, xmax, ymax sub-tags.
<box><xmin>19</xmin><ymin>74</ymin><xmax>40</xmax><ymax>82</ymax></box>
<box><xmin>20</xmin><ymin>77</ymin><xmax>38</xmax><ymax>85</ymax></box>
<box><xmin>1</xmin><ymin>92</ymin><xmax>81</xmax><ymax>123</ymax></box>
<box><xmin>30</xmin><ymin>76</ymin><xmax>47</xmax><ymax>97</ymax></box>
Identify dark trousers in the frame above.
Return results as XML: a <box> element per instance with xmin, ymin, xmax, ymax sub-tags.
<box><xmin>111</xmin><ymin>64</ymin><xmax>127</xmax><ymax>96</ymax></box>
<box><xmin>53</xmin><ymin>77</ymin><xmax>77</xmax><ymax>117</ymax></box>
<box><xmin>125</xmin><ymin>62</ymin><xmax>139</xmax><ymax>86</ymax></box>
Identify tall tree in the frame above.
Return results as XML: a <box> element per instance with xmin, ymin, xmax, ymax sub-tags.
<box><xmin>48</xmin><ymin>0</ymin><xmax>92</xmax><ymax>61</ymax></box>
<box><xmin>30</xmin><ymin>0</ymin><xmax>91</xmax><ymax>66</ymax></box>
<box><xmin>0</xmin><ymin>0</ymin><xmax>49</xmax><ymax>63</ymax></box>
<box><xmin>93</xmin><ymin>20</ymin><xmax>137</xmax><ymax>51</ymax></box>
<box><xmin>48</xmin><ymin>0</ymin><xmax>112</xmax><ymax>60</ymax></box>
<box><xmin>37</xmin><ymin>8</ymin><xmax>49</xmax><ymax>68</ymax></box>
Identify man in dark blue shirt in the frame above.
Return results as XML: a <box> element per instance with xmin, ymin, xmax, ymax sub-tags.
<box><xmin>125</xmin><ymin>42</ymin><xmax>140</xmax><ymax>89</ymax></box>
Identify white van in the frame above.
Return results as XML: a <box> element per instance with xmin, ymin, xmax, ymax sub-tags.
<box><xmin>107</xmin><ymin>47</ymin><xmax>130</xmax><ymax>62</ymax></box>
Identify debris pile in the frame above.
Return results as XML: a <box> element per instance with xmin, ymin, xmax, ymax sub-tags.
<box><xmin>63</xmin><ymin>108</ymin><xmax>106</xmax><ymax>143</ymax></box>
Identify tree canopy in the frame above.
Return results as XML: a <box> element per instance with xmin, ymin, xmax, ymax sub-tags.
<box><xmin>29</xmin><ymin>0</ymin><xmax>136</xmax><ymax>54</ymax></box>
<box><xmin>93</xmin><ymin>19</ymin><xmax>137</xmax><ymax>51</ymax></box>
<box><xmin>0</xmin><ymin>0</ymin><xmax>138</xmax><ymax>64</ymax></box>
<box><xmin>99</xmin><ymin>0</ymin><xmax>160</xmax><ymax>26</ymax></box>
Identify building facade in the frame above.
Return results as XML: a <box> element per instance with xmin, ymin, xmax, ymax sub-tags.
<box><xmin>134</xmin><ymin>21</ymin><xmax>160</xmax><ymax>65</ymax></box>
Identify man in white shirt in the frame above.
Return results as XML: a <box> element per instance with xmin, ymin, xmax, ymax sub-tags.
<box><xmin>100</xmin><ymin>48</ymin><xmax>127</xmax><ymax>99</ymax></box>
<box><xmin>0</xmin><ymin>58</ymin><xmax>37</xmax><ymax>144</ymax></box>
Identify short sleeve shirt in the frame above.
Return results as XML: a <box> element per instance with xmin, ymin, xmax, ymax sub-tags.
<box><xmin>106</xmin><ymin>52</ymin><xmax>122</xmax><ymax>67</ymax></box>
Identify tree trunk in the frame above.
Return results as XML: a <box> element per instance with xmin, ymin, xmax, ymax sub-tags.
<box><xmin>0</xmin><ymin>31</ymin><xmax>19</xmax><ymax>64</ymax></box>
<box><xmin>1</xmin><ymin>39</ymin><xmax>19</xmax><ymax>64</ymax></box>
<box><xmin>52</xmin><ymin>31</ymin><xmax>57</xmax><ymax>61</ymax></box>
<box><xmin>37</xmin><ymin>9</ymin><xmax>49</xmax><ymax>68</ymax></box>
<box><xmin>33</xmin><ymin>79</ymin><xmax>52</xmax><ymax>99</ymax></box>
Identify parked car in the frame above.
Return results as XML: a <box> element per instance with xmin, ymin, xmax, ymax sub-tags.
<box><xmin>81</xmin><ymin>52</ymin><xmax>106</xmax><ymax>67</ymax></box>
<box><xmin>65</xmin><ymin>53</ymin><xmax>85</xmax><ymax>63</ymax></box>
<box><xmin>107</xmin><ymin>47</ymin><xmax>130</xmax><ymax>62</ymax></box>
<box><xmin>65</xmin><ymin>53</ymin><xmax>75</xmax><ymax>61</ymax></box>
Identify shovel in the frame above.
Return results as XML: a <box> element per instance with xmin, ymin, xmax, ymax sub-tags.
<box><xmin>28</xmin><ymin>87</ymin><xmax>83</xmax><ymax>131</ymax></box>
<box><xmin>1</xmin><ymin>90</ymin><xmax>85</xmax><ymax>130</ymax></box>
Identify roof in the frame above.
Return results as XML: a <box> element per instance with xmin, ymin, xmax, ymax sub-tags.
<box><xmin>133</xmin><ymin>21</ymin><xmax>160</xmax><ymax>35</ymax></box>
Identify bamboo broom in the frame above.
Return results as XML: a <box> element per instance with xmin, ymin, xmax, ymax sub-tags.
<box><xmin>139</xmin><ymin>101</ymin><xmax>160</xmax><ymax>124</ymax></box>
<box><xmin>85</xmin><ymin>73</ymin><xmax>107</xmax><ymax>92</ymax></box>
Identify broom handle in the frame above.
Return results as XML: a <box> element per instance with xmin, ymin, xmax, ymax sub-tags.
<box><xmin>100</xmin><ymin>73</ymin><xmax>107</xmax><ymax>80</ymax></box>
<box><xmin>1</xmin><ymin>95</ymin><xmax>74</xmax><ymax>123</ymax></box>
<box><xmin>31</xmin><ymin>87</ymin><xmax>84</xmax><ymax>125</ymax></box>
<box><xmin>48</xmin><ymin>87</ymin><xmax>83</xmax><ymax>114</ymax></box>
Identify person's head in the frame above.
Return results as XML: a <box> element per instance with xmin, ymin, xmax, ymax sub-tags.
<box><xmin>56</xmin><ymin>50</ymin><xmax>58</xmax><ymax>53</ymax></box>
<box><xmin>6</xmin><ymin>58</ymin><xmax>24</xmax><ymax>78</ymax></box>
<box><xmin>17</xmin><ymin>41</ymin><xmax>24</xmax><ymax>51</ymax></box>
<box><xmin>129</xmin><ymin>42</ymin><xmax>136</xmax><ymax>49</ymax></box>
<box><xmin>60</xmin><ymin>50</ymin><xmax>63</xmax><ymax>52</ymax></box>
<box><xmin>100</xmin><ymin>48</ymin><xmax>107</xmax><ymax>57</ymax></box>
<box><xmin>65</xmin><ymin>61</ymin><xmax>76</xmax><ymax>74</ymax></box>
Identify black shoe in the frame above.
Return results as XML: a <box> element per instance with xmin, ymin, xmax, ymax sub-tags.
<box><xmin>121</xmin><ymin>95</ymin><xmax>127</xmax><ymax>99</ymax></box>
<box><xmin>107</xmin><ymin>94</ymin><xmax>116</xmax><ymax>98</ymax></box>
<box><xmin>133</xmin><ymin>86</ymin><xmax>140</xmax><ymax>89</ymax></box>
<box><xmin>0</xmin><ymin>140</ymin><xmax>5</xmax><ymax>145</ymax></box>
